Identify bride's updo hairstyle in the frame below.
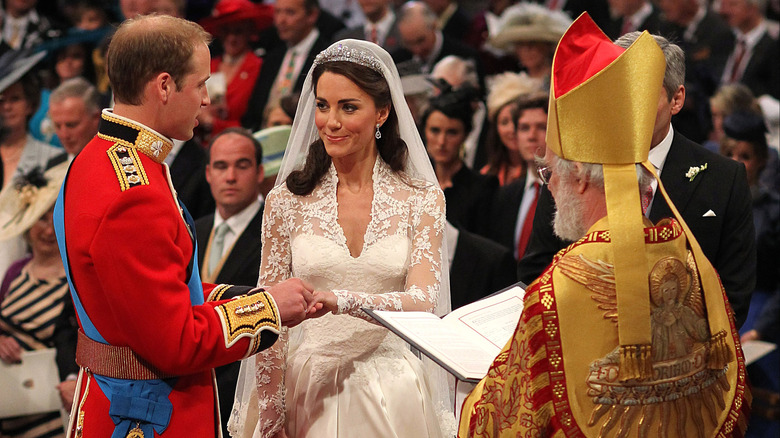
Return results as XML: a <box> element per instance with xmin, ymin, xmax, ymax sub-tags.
<box><xmin>286</xmin><ymin>60</ymin><xmax>408</xmax><ymax>196</ymax></box>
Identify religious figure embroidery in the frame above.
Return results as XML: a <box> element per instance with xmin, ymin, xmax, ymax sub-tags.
<box><xmin>558</xmin><ymin>253</ymin><xmax>729</xmax><ymax>438</ymax></box>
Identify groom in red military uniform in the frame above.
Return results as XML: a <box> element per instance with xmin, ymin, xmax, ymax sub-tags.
<box><xmin>54</xmin><ymin>14</ymin><xmax>321</xmax><ymax>438</ymax></box>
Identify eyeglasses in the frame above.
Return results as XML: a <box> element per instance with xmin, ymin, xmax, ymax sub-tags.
<box><xmin>537</xmin><ymin>166</ymin><xmax>552</xmax><ymax>185</ymax></box>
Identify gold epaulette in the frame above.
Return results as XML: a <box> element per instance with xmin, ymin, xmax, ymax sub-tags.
<box><xmin>106</xmin><ymin>143</ymin><xmax>149</xmax><ymax>191</ymax></box>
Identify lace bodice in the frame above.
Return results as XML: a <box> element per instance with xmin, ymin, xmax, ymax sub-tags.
<box><xmin>247</xmin><ymin>158</ymin><xmax>446</xmax><ymax>437</ymax></box>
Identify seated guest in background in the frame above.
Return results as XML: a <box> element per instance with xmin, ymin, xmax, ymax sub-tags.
<box><xmin>460</xmin><ymin>16</ymin><xmax>750</xmax><ymax>435</ymax></box>
<box><xmin>262</xmin><ymin>92</ymin><xmax>298</xmax><ymax>129</ymax></box>
<box><xmin>603</xmin><ymin>0</ymin><xmax>662</xmax><ymax>39</ymax></box>
<box><xmin>705</xmin><ymin>83</ymin><xmax>763</xmax><ymax>152</ymax></box>
<box><xmin>430</xmin><ymin>55</ymin><xmax>486</xmax><ymax>169</ymax></box>
<box><xmin>486</xmin><ymin>92</ymin><xmax>547</xmax><ymax>259</ymax></box>
<box><xmin>447</xmin><ymin>220</ymin><xmax>517</xmax><ymax>310</ymax></box>
<box><xmin>242</xmin><ymin>0</ymin><xmax>331</xmax><ymax>132</ymax></box>
<box><xmin>199</xmin><ymin>0</ymin><xmax>273</xmax><ymax>138</ymax></box>
<box><xmin>47</xmin><ymin>77</ymin><xmax>101</xmax><ymax>160</ymax></box>
<box><xmin>658</xmin><ymin>0</ymin><xmax>737</xmax><ymax>143</ymax></box>
<box><xmin>488</xmin><ymin>2</ymin><xmax>570</xmax><ymax>89</ymax></box>
<box><xmin>518</xmin><ymin>31</ymin><xmax>757</xmax><ymax>329</ymax></box>
<box><xmin>719</xmin><ymin>0</ymin><xmax>780</xmax><ymax>99</ymax></box>
<box><xmin>720</xmin><ymin>111</ymin><xmax>780</xmax><ymax>437</ymax></box>
<box><xmin>423</xmin><ymin>0</ymin><xmax>469</xmax><ymax>42</ymax></box>
<box><xmin>0</xmin><ymin>0</ymin><xmax>61</xmax><ymax>56</ymax></box>
<box><xmin>0</xmin><ymin>162</ymin><xmax>73</xmax><ymax>437</ymax></box>
<box><xmin>423</xmin><ymin>87</ymin><xmax>497</xmax><ymax>235</ymax></box>
<box><xmin>334</xmin><ymin>0</ymin><xmax>402</xmax><ymax>53</ymax></box>
<box><xmin>481</xmin><ymin>71</ymin><xmax>542</xmax><ymax>186</ymax></box>
<box><xmin>196</xmin><ymin>128</ymin><xmax>265</xmax><ymax>438</ymax></box>
<box><xmin>393</xmin><ymin>1</ymin><xmax>484</xmax><ymax>88</ymax></box>
<box><xmin>1</xmin><ymin>51</ymin><xmax>62</xmax><ymax>278</ymax></box>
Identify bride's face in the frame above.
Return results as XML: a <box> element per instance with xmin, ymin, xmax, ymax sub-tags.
<box><xmin>315</xmin><ymin>71</ymin><xmax>388</xmax><ymax>161</ymax></box>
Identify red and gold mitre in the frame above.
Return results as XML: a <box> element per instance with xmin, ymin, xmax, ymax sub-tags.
<box><xmin>546</xmin><ymin>13</ymin><xmax>737</xmax><ymax>381</ymax></box>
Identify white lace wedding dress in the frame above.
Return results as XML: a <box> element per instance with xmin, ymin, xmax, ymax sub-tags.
<box><xmin>232</xmin><ymin>158</ymin><xmax>449</xmax><ymax>438</ymax></box>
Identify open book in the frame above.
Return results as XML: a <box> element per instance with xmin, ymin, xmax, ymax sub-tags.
<box><xmin>364</xmin><ymin>284</ymin><xmax>525</xmax><ymax>382</ymax></box>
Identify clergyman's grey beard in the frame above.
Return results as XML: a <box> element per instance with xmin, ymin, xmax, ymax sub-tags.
<box><xmin>552</xmin><ymin>185</ymin><xmax>587</xmax><ymax>241</ymax></box>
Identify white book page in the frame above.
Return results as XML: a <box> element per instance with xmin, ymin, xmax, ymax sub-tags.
<box><xmin>372</xmin><ymin>311</ymin><xmax>500</xmax><ymax>378</ymax></box>
<box><xmin>741</xmin><ymin>339</ymin><xmax>777</xmax><ymax>365</ymax></box>
<box><xmin>444</xmin><ymin>286</ymin><xmax>525</xmax><ymax>350</ymax></box>
<box><xmin>371</xmin><ymin>285</ymin><xmax>526</xmax><ymax>379</ymax></box>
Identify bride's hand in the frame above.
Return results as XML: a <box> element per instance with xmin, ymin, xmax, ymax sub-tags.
<box><xmin>306</xmin><ymin>290</ymin><xmax>338</xmax><ymax>319</ymax></box>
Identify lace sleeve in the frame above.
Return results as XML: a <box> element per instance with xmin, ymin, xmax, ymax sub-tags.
<box><xmin>252</xmin><ymin>189</ymin><xmax>292</xmax><ymax>437</ymax></box>
<box><xmin>334</xmin><ymin>186</ymin><xmax>446</xmax><ymax>320</ymax></box>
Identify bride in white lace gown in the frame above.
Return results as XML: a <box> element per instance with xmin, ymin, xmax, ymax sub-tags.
<box><xmin>228</xmin><ymin>40</ymin><xmax>454</xmax><ymax>438</ymax></box>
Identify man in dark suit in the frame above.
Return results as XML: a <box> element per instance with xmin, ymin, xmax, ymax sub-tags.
<box><xmin>447</xmin><ymin>222</ymin><xmax>517</xmax><ymax>310</ymax></box>
<box><xmin>333</xmin><ymin>0</ymin><xmax>402</xmax><ymax>53</ymax></box>
<box><xmin>603</xmin><ymin>0</ymin><xmax>662</xmax><ymax>39</ymax></box>
<box><xmin>242</xmin><ymin>0</ymin><xmax>331</xmax><ymax>131</ymax></box>
<box><xmin>719</xmin><ymin>0</ymin><xmax>780</xmax><ymax>99</ymax></box>
<box><xmin>423</xmin><ymin>0</ymin><xmax>469</xmax><ymax>42</ymax></box>
<box><xmin>485</xmin><ymin>93</ymin><xmax>548</xmax><ymax>261</ymax></box>
<box><xmin>392</xmin><ymin>1</ymin><xmax>484</xmax><ymax>87</ymax></box>
<box><xmin>518</xmin><ymin>32</ymin><xmax>756</xmax><ymax>328</ymax></box>
<box><xmin>195</xmin><ymin>128</ymin><xmax>266</xmax><ymax>437</ymax></box>
<box><xmin>166</xmin><ymin>138</ymin><xmax>215</xmax><ymax>220</ymax></box>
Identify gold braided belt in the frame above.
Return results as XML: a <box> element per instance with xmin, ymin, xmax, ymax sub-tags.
<box><xmin>75</xmin><ymin>330</ymin><xmax>177</xmax><ymax>380</ymax></box>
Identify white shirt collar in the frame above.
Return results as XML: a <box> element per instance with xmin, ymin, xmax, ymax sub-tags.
<box><xmin>213</xmin><ymin>198</ymin><xmax>262</xmax><ymax>238</ymax></box>
<box><xmin>288</xmin><ymin>27</ymin><xmax>319</xmax><ymax>56</ymax></box>
<box><xmin>648</xmin><ymin>123</ymin><xmax>674</xmax><ymax>176</ymax></box>
<box><xmin>164</xmin><ymin>139</ymin><xmax>186</xmax><ymax>165</ymax></box>
<box><xmin>683</xmin><ymin>6</ymin><xmax>708</xmax><ymax>41</ymax></box>
<box><xmin>626</xmin><ymin>2</ymin><xmax>653</xmax><ymax>30</ymax></box>
<box><xmin>736</xmin><ymin>20</ymin><xmax>768</xmax><ymax>50</ymax></box>
<box><xmin>365</xmin><ymin>9</ymin><xmax>395</xmax><ymax>44</ymax></box>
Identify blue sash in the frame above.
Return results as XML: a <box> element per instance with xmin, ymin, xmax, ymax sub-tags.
<box><xmin>53</xmin><ymin>169</ymin><xmax>205</xmax><ymax>438</ymax></box>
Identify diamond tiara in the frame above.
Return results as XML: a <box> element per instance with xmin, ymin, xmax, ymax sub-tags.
<box><xmin>313</xmin><ymin>44</ymin><xmax>383</xmax><ymax>73</ymax></box>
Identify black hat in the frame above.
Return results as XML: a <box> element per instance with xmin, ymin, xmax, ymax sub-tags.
<box><xmin>0</xmin><ymin>49</ymin><xmax>47</xmax><ymax>94</ymax></box>
<box><xmin>723</xmin><ymin>111</ymin><xmax>768</xmax><ymax>144</ymax></box>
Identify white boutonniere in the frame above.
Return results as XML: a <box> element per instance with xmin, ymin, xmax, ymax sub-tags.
<box><xmin>685</xmin><ymin>163</ymin><xmax>708</xmax><ymax>181</ymax></box>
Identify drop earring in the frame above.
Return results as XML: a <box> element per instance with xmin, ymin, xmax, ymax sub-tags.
<box><xmin>375</xmin><ymin>123</ymin><xmax>382</xmax><ymax>139</ymax></box>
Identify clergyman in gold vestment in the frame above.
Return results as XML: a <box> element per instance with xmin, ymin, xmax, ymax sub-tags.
<box><xmin>459</xmin><ymin>13</ymin><xmax>750</xmax><ymax>438</ymax></box>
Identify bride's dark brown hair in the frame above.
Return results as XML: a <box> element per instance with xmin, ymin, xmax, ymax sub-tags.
<box><xmin>286</xmin><ymin>61</ymin><xmax>408</xmax><ymax>196</ymax></box>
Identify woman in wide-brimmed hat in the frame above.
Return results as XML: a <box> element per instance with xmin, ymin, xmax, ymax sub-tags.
<box><xmin>480</xmin><ymin>71</ymin><xmax>543</xmax><ymax>186</ymax></box>
<box><xmin>199</xmin><ymin>0</ymin><xmax>274</xmax><ymax>139</ymax></box>
<box><xmin>0</xmin><ymin>161</ymin><xmax>75</xmax><ymax>438</ymax></box>
<box><xmin>0</xmin><ymin>50</ymin><xmax>64</xmax><ymax>278</ymax></box>
<box><xmin>489</xmin><ymin>3</ymin><xmax>571</xmax><ymax>85</ymax></box>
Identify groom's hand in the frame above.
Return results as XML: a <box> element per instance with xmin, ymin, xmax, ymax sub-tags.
<box><xmin>264</xmin><ymin>278</ymin><xmax>318</xmax><ymax>327</ymax></box>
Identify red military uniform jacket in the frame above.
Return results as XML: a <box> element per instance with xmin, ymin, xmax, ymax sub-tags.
<box><xmin>60</xmin><ymin>111</ymin><xmax>280</xmax><ymax>437</ymax></box>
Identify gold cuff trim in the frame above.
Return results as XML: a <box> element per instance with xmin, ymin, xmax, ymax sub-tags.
<box><xmin>207</xmin><ymin>284</ymin><xmax>232</xmax><ymax>302</ymax></box>
<box><xmin>215</xmin><ymin>292</ymin><xmax>280</xmax><ymax>352</ymax></box>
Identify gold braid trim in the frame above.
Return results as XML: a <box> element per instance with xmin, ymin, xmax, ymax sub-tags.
<box><xmin>99</xmin><ymin>112</ymin><xmax>173</xmax><ymax>163</ymax></box>
<box><xmin>207</xmin><ymin>284</ymin><xmax>233</xmax><ymax>302</ymax></box>
<box><xmin>106</xmin><ymin>144</ymin><xmax>149</xmax><ymax>191</ymax></box>
<box><xmin>618</xmin><ymin>344</ymin><xmax>653</xmax><ymax>381</ymax></box>
<box><xmin>708</xmin><ymin>330</ymin><xmax>733</xmax><ymax>370</ymax></box>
